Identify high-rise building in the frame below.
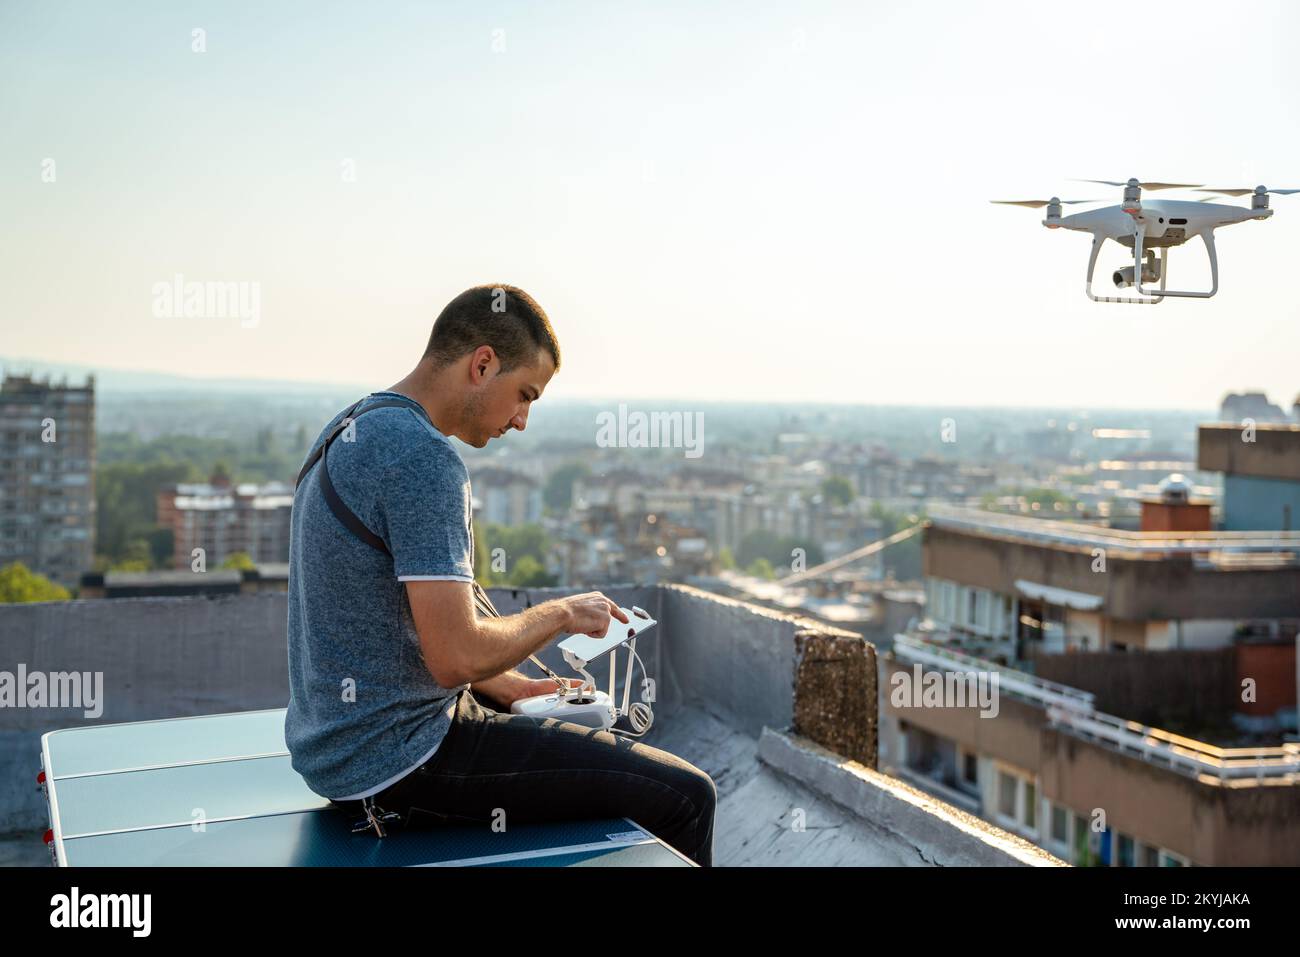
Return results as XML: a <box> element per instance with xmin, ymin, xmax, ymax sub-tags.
<box><xmin>0</xmin><ymin>373</ymin><xmax>96</xmax><ymax>588</ymax></box>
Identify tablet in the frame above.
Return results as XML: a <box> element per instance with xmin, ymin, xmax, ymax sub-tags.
<box><xmin>557</xmin><ymin>605</ymin><xmax>657</xmax><ymax>667</ymax></box>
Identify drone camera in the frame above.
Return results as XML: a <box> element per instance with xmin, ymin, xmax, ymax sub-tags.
<box><xmin>1113</xmin><ymin>251</ymin><xmax>1161</xmax><ymax>288</ymax></box>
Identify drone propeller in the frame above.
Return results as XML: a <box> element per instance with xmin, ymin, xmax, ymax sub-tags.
<box><xmin>990</xmin><ymin>198</ymin><xmax>1098</xmax><ymax>209</ymax></box>
<box><xmin>1195</xmin><ymin>186</ymin><xmax>1300</xmax><ymax>197</ymax></box>
<box><xmin>1076</xmin><ymin>179</ymin><xmax>1203</xmax><ymax>190</ymax></box>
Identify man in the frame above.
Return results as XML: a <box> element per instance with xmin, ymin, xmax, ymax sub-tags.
<box><xmin>285</xmin><ymin>284</ymin><xmax>716</xmax><ymax>866</ymax></box>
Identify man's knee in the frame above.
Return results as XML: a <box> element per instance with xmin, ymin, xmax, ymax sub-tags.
<box><xmin>679</xmin><ymin>764</ymin><xmax>717</xmax><ymax>816</ymax></box>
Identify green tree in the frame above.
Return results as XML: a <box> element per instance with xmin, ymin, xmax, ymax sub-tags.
<box><xmin>472</xmin><ymin>519</ymin><xmax>488</xmax><ymax>581</ymax></box>
<box><xmin>737</xmin><ymin>530</ymin><xmax>824</xmax><ymax>572</ymax></box>
<box><xmin>509</xmin><ymin>555</ymin><xmax>558</xmax><ymax>588</ymax></box>
<box><xmin>1022</xmin><ymin>487</ymin><xmax>1073</xmax><ymax>509</ymax></box>
<box><xmin>146</xmin><ymin>527</ymin><xmax>175</xmax><ymax>568</ymax></box>
<box><xmin>543</xmin><ymin>462</ymin><xmax>590</xmax><ymax>514</ymax></box>
<box><xmin>96</xmin><ymin>461</ymin><xmax>196</xmax><ymax>565</ymax></box>
<box><xmin>716</xmin><ymin>546</ymin><xmax>736</xmax><ymax>571</ymax></box>
<box><xmin>746</xmin><ymin>557</ymin><xmax>776</xmax><ymax>580</ymax></box>
<box><xmin>478</xmin><ymin>523</ymin><xmax>552</xmax><ymax>585</ymax></box>
<box><xmin>108</xmin><ymin>559</ymin><xmax>151</xmax><ymax>572</ymax></box>
<box><xmin>820</xmin><ymin>475</ymin><xmax>855</xmax><ymax>507</ymax></box>
<box><xmin>220</xmin><ymin>551</ymin><xmax>256</xmax><ymax>571</ymax></box>
<box><xmin>0</xmin><ymin>563</ymin><xmax>71</xmax><ymax>603</ymax></box>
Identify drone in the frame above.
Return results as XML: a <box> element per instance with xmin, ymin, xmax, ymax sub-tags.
<box><xmin>992</xmin><ymin>178</ymin><xmax>1295</xmax><ymax>304</ymax></box>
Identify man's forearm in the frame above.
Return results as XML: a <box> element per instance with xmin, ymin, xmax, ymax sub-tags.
<box><xmin>455</xmin><ymin>601</ymin><xmax>571</xmax><ymax>684</ymax></box>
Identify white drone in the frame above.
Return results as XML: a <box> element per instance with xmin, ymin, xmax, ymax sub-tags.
<box><xmin>993</xmin><ymin>178</ymin><xmax>1295</xmax><ymax>304</ymax></box>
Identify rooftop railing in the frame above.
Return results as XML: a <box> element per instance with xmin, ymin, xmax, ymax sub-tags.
<box><xmin>893</xmin><ymin>632</ymin><xmax>1094</xmax><ymax>712</ymax></box>
<box><xmin>1045</xmin><ymin>705</ymin><xmax>1300</xmax><ymax>782</ymax></box>
<box><xmin>894</xmin><ymin>629</ymin><xmax>1300</xmax><ymax>783</ymax></box>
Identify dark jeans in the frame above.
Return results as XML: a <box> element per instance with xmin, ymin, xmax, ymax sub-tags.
<box><xmin>333</xmin><ymin>688</ymin><xmax>716</xmax><ymax>866</ymax></box>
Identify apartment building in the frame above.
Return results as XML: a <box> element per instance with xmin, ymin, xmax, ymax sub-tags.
<box><xmin>469</xmin><ymin>466</ymin><xmax>542</xmax><ymax>527</ymax></box>
<box><xmin>156</xmin><ymin>476</ymin><xmax>294</xmax><ymax>569</ymax></box>
<box><xmin>1199</xmin><ymin>422</ymin><xmax>1300</xmax><ymax>531</ymax></box>
<box><xmin>878</xmin><ymin>467</ymin><xmax>1300</xmax><ymax>866</ymax></box>
<box><xmin>0</xmin><ymin>374</ymin><xmax>96</xmax><ymax>588</ymax></box>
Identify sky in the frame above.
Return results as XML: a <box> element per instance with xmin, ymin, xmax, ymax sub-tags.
<box><xmin>2</xmin><ymin>0</ymin><xmax>1298</xmax><ymax>409</ymax></box>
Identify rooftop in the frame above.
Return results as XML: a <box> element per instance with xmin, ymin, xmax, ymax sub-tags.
<box><xmin>1</xmin><ymin>583</ymin><xmax>1060</xmax><ymax>867</ymax></box>
<box><xmin>928</xmin><ymin>504</ymin><xmax>1300</xmax><ymax>559</ymax></box>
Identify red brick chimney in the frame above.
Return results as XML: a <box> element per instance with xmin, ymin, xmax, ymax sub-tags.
<box><xmin>1140</xmin><ymin>473</ymin><xmax>1212</xmax><ymax>532</ymax></box>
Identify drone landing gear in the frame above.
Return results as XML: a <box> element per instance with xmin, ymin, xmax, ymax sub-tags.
<box><xmin>1086</xmin><ymin>227</ymin><xmax>1221</xmax><ymax>304</ymax></box>
<box><xmin>1139</xmin><ymin>231</ymin><xmax>1218</xmax><ymax>299</ymax></box>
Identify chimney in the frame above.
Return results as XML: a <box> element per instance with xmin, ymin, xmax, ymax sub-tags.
<box><xmin>1140</xmin><ymin>473</ymin><xmax>1212</xmax><ymax>532</ymax></box>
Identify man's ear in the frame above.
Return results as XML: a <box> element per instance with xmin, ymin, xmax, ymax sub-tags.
<box><xmin>469</xmin><ymin>345</ymin><xmax>497</xmax><ymax>383</ymax></box>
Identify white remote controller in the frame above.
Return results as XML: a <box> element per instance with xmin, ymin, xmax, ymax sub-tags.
<box><xmin>509</xmin><ymin>605</ymin><xmax>657</xmax><ymax>730</ymax></box>
<box><xmin>511</xmin><ymin>688</ymin><xmax>617</xmax><ymax>729</ymax></box>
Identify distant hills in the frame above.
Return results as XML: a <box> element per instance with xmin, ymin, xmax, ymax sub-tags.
<box><xmin>0</xmin><ymin>356</ymin><xmax>369</xmax><ymax>396</ymax></box>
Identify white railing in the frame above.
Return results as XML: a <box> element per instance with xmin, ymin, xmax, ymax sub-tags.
<box><xmin>893</xmin><ymin>633</ymin><xmax>1094</xmax><ymax>713</ymax></box>
<box><xmin>1046</xmin><ymin>705</ymin><xmax>1300</xmax><ymax>782</ymax></box>
<box><xmin>893</xmin><ymin>632</ymin><xmax>1300</xmax><ymax>783</ymax></box>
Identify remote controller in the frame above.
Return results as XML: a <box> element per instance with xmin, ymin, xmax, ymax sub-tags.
<box><xmin>509</xmin><ymin>606</ymin><xmax>657</xmax><ymax>729</ymax></box>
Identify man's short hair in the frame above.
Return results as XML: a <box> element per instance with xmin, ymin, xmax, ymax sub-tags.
<box><xmin>423</xmin><ymin>285</ymin><xmax>561</xmax><ymax>373</ymax></box>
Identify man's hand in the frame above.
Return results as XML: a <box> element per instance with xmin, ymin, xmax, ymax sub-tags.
<box><xmin>518</xmin><ymin>676</ymin><xmax>585</xmax><ymax>701</ymax></box>
<box><xmin>557</xmin><ymin>591</ymin><xmax>629</xmax><ymax>638</ymax></box>
<box><xmin>474</xmin><ymin>672</ymin><xmax>585</xmax><ymax>709</ymax></box>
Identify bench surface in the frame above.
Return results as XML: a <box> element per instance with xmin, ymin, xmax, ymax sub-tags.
<box><xmin>41</xmin><ymin>708</ymin><xmax>693</xmax><ymax>867</ymax></box>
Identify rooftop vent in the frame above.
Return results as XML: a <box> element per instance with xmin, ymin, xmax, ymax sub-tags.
<box><xmin>1157</xmin><ymin>473</ymin><xmax>1192</xmax><ymax>505</ymax></box>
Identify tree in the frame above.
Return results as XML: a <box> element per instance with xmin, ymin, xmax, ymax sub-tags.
<box><xmin>737</xmin><ymin>530</ymin><xmax>823</xmax><ymax>572</ymax></box>
<box><xmin>820</xmin><ymin>475</ymin><xmax>855</xmax><ymax>507</ymax></box>
<box><xmin>746</xmin><ymin>557</ymin><xmax>776</xmax><ymax>580</ymax></box>
<box><xmin>544</xmin><ymin>462</ymin><xmax>590</xmax><ymax>514</ymax></box>
<box><xmin>509</xmin><ymin>555</ymin><xmax>558</xmax><ymax>587</ymax></box>
<box><xmin>108</xmin><ymin>559</ymin><xmax>150</xmax><ymax>572</ymax></box>
<box><xmin>477</xmin><ymin>523</ymin><xmax>553</xmax><ymax>585</ymax></box>
<box><xmin>472</xmin><ymin>519</ymin><xmax>488</xmax><ymax>581</ymax></box>
<box><xmin>96</xmin><ymin>461</ymin><xmax>196</xmax><ymax>565</ymax></box>
<box><xmin>716</xmin><ymin>546</ymin><xmax>736</xmax><ymax>571</ymax></box>
<box><xmin>220</xmin><ymin>551</ymin><xmax>256</xmax><ymax>571</ymax></box>
<box><xmin>0</xmin><ymin>563</ymin><xmax>71</xmax><ymax>603</ymax></box>
<box><xmin>146</xmin><ymin>527</ymin><xmax>175</xmax><ymax>568</ymax></box>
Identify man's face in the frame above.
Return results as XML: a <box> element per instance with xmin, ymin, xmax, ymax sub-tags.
<box><xmin>461</xmin><ymin>349</ymin><xmax>555</xmax><ymax>448</ymax></box>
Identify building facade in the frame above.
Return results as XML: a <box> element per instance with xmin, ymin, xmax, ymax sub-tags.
<box><xmin>879</xmin><ymin>481</ymin><xmax>1300</xmax><ymax>866</ymax></box>
<box><xmin>156</xmin><ymin>478</ymin><xmax>294</xmax><ymax>569</ymax></box>
<box><xmin>0</xmin><ymin>374</ymin><xmax>96</xmax><ymax>588</ymax></box>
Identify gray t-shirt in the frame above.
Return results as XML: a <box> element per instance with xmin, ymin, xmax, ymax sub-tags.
<box><xmin>284</xmin><ymin>392</ymin><xmax>474</xmax><ymax>800</ymax></box>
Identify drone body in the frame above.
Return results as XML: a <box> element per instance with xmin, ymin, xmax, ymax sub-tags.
<box><xmin>994</xmin><ymin>179</ymin><xmax>1292</xmax><ymax>304</ymax></box>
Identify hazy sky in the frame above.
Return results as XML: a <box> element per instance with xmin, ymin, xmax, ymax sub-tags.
<box><xmin>3</xmin><ymin>1</ymin><xmax>1298</xmax><ymax>409</ymax></box>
